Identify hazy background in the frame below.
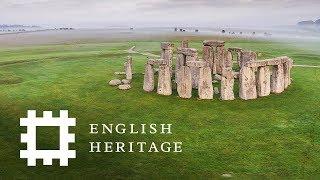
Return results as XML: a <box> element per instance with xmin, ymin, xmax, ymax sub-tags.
<box><xmin>1</xmin><ymin>0</ymin><xmax>319</xmax><ymax>28</ymax></box>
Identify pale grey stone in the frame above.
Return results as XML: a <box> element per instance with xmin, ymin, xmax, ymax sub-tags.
<box><xmin>109</xmin><ymin>79</ymin><xmax>122</xmax><ymax>86</ymax></box>
<box><xmin>143</xmin><ymin>64</ymin><xmax>154</xmax><ymax>92</ymax></box>
<box><xmin>271</xmin><ymin>64</ymin><xmax>285</xmax><ymax>94</ymax></box>
<box><xmin>221</xmin><ymin>69</ymin><xmax>235</xmax><ymax>100</ymax></box>
<box><xmin>118</xmin><ymin>84</ymin><xmax>131</xmax><ymax>90</ymax></box>
<box><xmin>122</xmin><ymin>79</ymin><xmax>131</xmax><ymax>84</ymax></box>
<box><xmin>198</xmin><ymin>67</ymin><xmax>213</xmax><ymax>99</ymax></box>
<box><xmin>239</xmin><ymin>66</ymin><xmax>257</xmax><ymax>100</ymax></box>
<box><xmin>257</xmin><ymin>66</ymin><xmax>271</xmax><ymax>97</ymax></box>
<box><xmin>157</xmin><ymin>65</ymin><xmax>172</xmax><ymax>96</ymax></box>
<box><xmin>177</xmin><ymin>66</ymin><xmax>192</xmax><ymax>99</ymax></box>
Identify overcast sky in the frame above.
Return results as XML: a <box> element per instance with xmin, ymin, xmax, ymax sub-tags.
<box><xmin>1</xmin><ymin>0</ymin><xmax>319</xmax><ymax>28</ymax></box>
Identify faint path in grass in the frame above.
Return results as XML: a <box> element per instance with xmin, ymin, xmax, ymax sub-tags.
<box><xmin>126</xmin><ymin>46</ymin><xmax>160</xmax><ymax>58</ymax></box>
<box><xmin>293</xmin><ymin>65</ymin><xmax>320</xmax><ymax>68</ymax></box>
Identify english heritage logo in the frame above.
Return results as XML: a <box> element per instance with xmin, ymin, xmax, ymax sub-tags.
<box><xmin>20</xmin><ymin>110</ymin><xmax>76</xmax><ymax>166</ymax></box>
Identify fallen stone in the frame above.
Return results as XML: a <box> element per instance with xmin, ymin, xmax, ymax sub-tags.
<box><xmin>214</xmin><ymin>74</ymin><xmax>222</xmax><ymax>81</ymax></box>
<box><xmin>198</xmin><ymin>67</ymin><xmax>213</xmax><ymax>99</ymax></box>
<box><xmin>177</xmin><ymin>66</ymin><xmax>192</xmax><ymax>99</ymax></box>
<box><xmin>257</xmin><ymin>66</ymin><xmax>271</xmax><ymax>97</ymax></box>
<box><xmin>122</xmin><ymin>79</ymin><xmax>131</xmax><ymax>84</ymax></box>
<box><xmin>221</xmin><ymin>173</ymin><xmax>232</xmax><ymax>178</ymax></box>
<box><xmin>118</xmin><ymin>84</ymin><xmax>131</xmax><ymax>90</ymax></box>
<box><xmin>109</xmin><ymin>79</ymin><xmax>122</xmax><ymax>86</ymax></box>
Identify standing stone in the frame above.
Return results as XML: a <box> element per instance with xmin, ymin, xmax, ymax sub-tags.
<box><xmin>175</xmin><ymin>53</ymin><xmax>186</xmax><ymax>83</ymax></box>
<box><xmin>186</xmin><ymin>53</ymin><xmax>199</xmax><ymax>89</ymax></box>
<box><xmin>177</xmin><ymin>66</ymin><xmax>192</xmax><ymax>99</ymax></box>
<box><xmin>240</xmin><ymin>51</ymin><xmax>257</xmax><ymax>67</ymax></box>
<box><xmin>224</xmin><ymin>51</ymin><xmax>233</xmax><ymax>69</ymax></box>
<box><xmin>215</xmin><ymin>46</ymin><xmax>226</xmax><ymax>74</ymax></box>
<box><xmin>257</xmin><ymin>66</ymin><xmax>271</xmax><ymax>97</ymax></box>
<box><xmin>239</xmin><ymin>66</ymin><xmax>257</xmax><ymax>100</ymax></box>
<box><xmin>125</xmin><ymin>57</ymin><xmax>133</xmax><ymax>80</ymax></box>
<box><xmin>271</xmin><ymin>64</ymin><xmax>285</xmax><ymax>93</ymax></box>
<box><xmin>283</xmin><ymin>61</ymin><xmax>291</xmax><ymax>89</ymax></box>
<box><xmin>203</xmin><ymin>46</ymin><xmax>214</xmax><ymax>72</ymax></box>
<box><xmin>143</xmin><ymin>64</ymin><xmax>154</xmax><ymax>92</ymax></box>
<box><xmin>161</xmin><ymin>42</ymin><xmax>174</xmax><ymax>67</ymax></box>
<box><xmin>157</xmin><ymin>65</ymin><xmax>172</xmax><ymax>96</ymax></box>
<box><xmin>181</xmin><ymin>40</ymin><xmax>189</xmax><ymax>48</ymax></box>
<box><xmin>198</xmin><ymin>67</ymin><xmax>213</xmax><ymax>99</ymax></box>
<box><xmin>221</xmin><ymin>69</ymin><xmax>235</xmax><ymax>100</ymax></box>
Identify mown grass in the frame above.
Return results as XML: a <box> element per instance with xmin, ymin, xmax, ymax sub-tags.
<box><xmin>0</xmin><ymin>38</ymin><xmax>319</xmax><ymax>179</ymax></box>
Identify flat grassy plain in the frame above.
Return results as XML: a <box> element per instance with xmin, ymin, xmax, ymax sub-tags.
<box><xmin>0</xmin><ymin>36</ymin><xmax>319</xmax><ymax>179</ymax></box>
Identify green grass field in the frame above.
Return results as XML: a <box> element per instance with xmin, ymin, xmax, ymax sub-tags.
<box><xmin>0</xmin><ymin>38</ymin><xmax>320</xmax><ymax>179</ymax></box>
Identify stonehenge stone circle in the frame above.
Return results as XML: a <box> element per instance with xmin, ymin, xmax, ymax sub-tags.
<box><xmin>142</xmin><ymin>41</ymin><xmax>293</xmax><ymax>101</ymax></box>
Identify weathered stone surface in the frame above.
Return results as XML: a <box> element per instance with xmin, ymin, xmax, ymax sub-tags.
<box><xmin>214</xmin><ymin>46</ymin><xmax>226</xmax><ymax>74</ymax></box>
<box><xmin>177</xmin><ymin>66</ymin><xmax>192</xmax><ymax>99</ymax></box>
<box><xmin>109</xmin><ymin>79</ymin><xmax>122</xmax><ymax>86</ymax></box>
<box><xmin>157</xmin><ymin>65</ymin><xmax>172</xmax><ymax>96</ymax></box>
<box><xmin>190</xmin><ymin>66</ymin><xmax>200</xmax><ymax>89</ymax></box>
<box><xmin>122</xmin><ymin>79</ymin><xmax>131</xmax><ymax>84</ymax></box>
<box><xmin>283</xmin><ymin>61</ymin><xmax>292</xmax><ymax>89</ymax></box>
<box><xmin>125</xmin><ymin>56</ymin><xmax>133</xmax><ymax>80</ymax></box>
<box><xmin>175</xmin><ymin>54</ymin><xmax>186</xmax><ymax>83</ymax></box>
<box><xmin>239</xmin><ymin>66</ymin><xmax>257</xmax><ymax>100</ymax></box>
<box><xmin>271</xmin><ymin>64</ymin><xmax>285</xmax><ymax>94</ymax></box>
<box><xmin>143</xmin><ymin>64</ymin><xmax>154</xmax><ymax>92</ymax></box>
<box><xmin>181</xmin><ymin>40</ymin><xmax>189</xmax><ymax>48</ymax></box>
<box><xmin>177</xmin><ymin>48</ymin><xmax>197</xmax><ymax>56</ymax></box>
<box><xmin>223</xmin><ymin>51</ymin><xmax>233</xmax><ymax>69</ymax></box>
<box><xmin>161</xmin><ymin>42</ymin><xmax>174</xmax><ymax>50</ymax></box>
<box><xmin>203</xmin><ymin>40</ymin><xmax>225</xmax><ymax>47</ymax></box>
<box><xmin>186</xmin><ymin>61</ymin><xmax>205</xmax><ymax>68</ymax></box>
<box><xmin>118</xmin><ymin>84</ymin><xmax>131</xmax><ymax>90</ymax></box>
<box><xmin>240</xmin><ymin>51</ymin><xmax>257</xmax><ymax>67</ymax></box>
<box><xmin>203</xmin><ymin>46</ymin><xmax>214</xmax><ymax>71</ymax></box>
<box><xmin>228</xmin><ymin>47</ymin><xmax>242</xmax><ymax>52</ymax></box>
<box><xmin>257</xmin><ymin>66</ymin><xmax>271</xmax><ymax>97</ymax></box>
<box><xmin>198</xmin><ymin>67</ymin><xmax>214</xmax><ymax>99</ymax></box>
<box><xmin>221</xmin><ymin>69</ymin><xmax>235</xmax><ymax>100</ymax></box>
<box><xmin>161</xmin><ymin>49</ymin><xmax>173</xmax><ymax>67</ymax></box>
<box><xmin>245</xmin><ymin>56</ymin><xmax>287</xmax><ymax>68</ymax></box>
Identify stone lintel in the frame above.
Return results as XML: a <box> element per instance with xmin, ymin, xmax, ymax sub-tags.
<box><xmin>203</xmin><ymin>40</ymin><xmax>225</xmax><ymax>47</ymax></box>
<box><xmin>177</xmin><ymin>48</ymin><xmax>198</xmax><ymax>56</ymax></box>
<box><xmin>161</xmin><ymin>42</ymin><xmax>174</xmax><ymax>50</ymax></box>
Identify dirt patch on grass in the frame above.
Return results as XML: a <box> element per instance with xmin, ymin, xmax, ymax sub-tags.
<box><xmin>0</xmin><ymin>72</ymin><xmax>23</xmax><ymax>85</ymax></box>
